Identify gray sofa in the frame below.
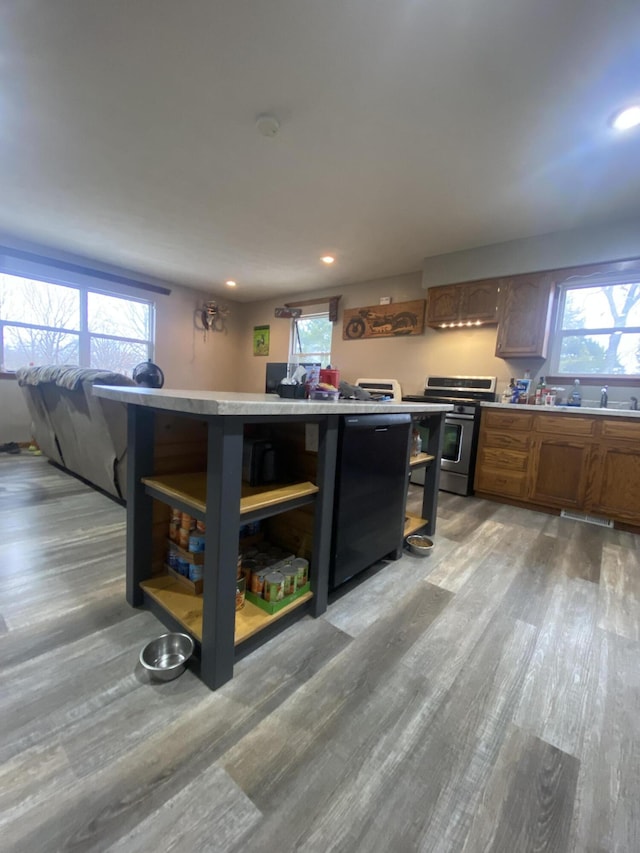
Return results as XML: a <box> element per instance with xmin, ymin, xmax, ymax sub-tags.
<box><xmin>17</xmin><ymin>366</ymin><xmax>135</xmax><ymax>501</ymax></box>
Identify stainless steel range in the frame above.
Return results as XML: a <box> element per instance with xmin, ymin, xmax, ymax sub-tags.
<box><xmin>403</xmin><ymin>376</ymin><xmax>497</xmax><ymax>495</ymax></box>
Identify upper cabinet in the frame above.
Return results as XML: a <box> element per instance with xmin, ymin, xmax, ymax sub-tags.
<box><xmin>426</xmin><ymin>279</ymin><xmax>499</xmax><ymax>328</ymax></box>
<box><xmin>495</xmin><ymin>273</ymin><xmax>555</xmax><ymax>358</ymax></box>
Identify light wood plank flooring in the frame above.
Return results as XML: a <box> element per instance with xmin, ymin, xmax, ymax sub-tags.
<box><xmin>1</xmin><ymin>455</ymin><xmax>638</xmax><ymax>852</ymax></box>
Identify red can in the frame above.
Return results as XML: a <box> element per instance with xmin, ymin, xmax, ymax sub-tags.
<box><xmin>319</xmin><ymin>368</ymin><xmax>340</xmax><ymax>388</ymax></box>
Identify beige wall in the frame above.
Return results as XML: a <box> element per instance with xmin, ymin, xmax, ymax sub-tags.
<box><xmin>234</xmin><ymin>271</ymin><xmax>515</xmax><ymax>397</ymax></box>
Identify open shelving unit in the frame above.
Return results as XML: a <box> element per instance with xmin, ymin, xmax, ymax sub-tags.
<box><xmin>140</xmin><ymin>575</ymin><xmax>314</xmax><ymax>645</ymax></box>
<box><xmin>405</xmin><ymin>451</ymin><xmax>436</xmax><ymax>535</ymax></box>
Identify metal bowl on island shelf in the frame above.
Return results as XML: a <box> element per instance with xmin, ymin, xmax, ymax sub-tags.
<box><xmin>405</xmin><ymin>534</ymin><xmax>434</xmax><ymax>557</ymax></box>
<box><xmin>139</xmin><ymin>632</ymin><xmax>194</xmax><ymax>681</ymax></box>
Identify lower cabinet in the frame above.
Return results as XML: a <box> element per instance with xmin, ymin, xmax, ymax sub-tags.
<box><xmin>474</xmin><ymin>408</ymin><xmax>640</xmax><ymax>528</ymax></box>
<box><xmin>528</xmin><ymin>438</ymin><xmax>592</xmax><ymax>509</ymax></box>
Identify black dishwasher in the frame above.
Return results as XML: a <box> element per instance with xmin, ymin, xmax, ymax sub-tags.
<box><xmin>330</xmin><ymin>412</ymin><xmax>412</xmax><ymax>589</ymax></box>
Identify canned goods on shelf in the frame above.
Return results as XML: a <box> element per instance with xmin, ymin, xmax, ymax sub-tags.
<box><xmin>188</xmin><ymin>531</ymin><xmax>206</xmax><ymax>553</ymax></box>
<box><xmin>263</xmin><ymin>571</ymin><xmax>285</xmax><ymax>602</ymax></box>
<box><xmin>181</xmin><ymin>512</ymin><xmax>196</xmax><ymax>531</ymax></box>
<box><xmin>236</xmin><ymin>577</ymin><xmax>246</xmax><ymax>610</ymax></box>
<box><xmin>188</xmin><ymin>564</ymin><xmax>203</xmax><ymax>582</ymax></box>
<box><xmin>251</xmin><ymin>568</ymin><xmax>269</xmax><ymax>596</ymax></box>
<box><xmin>283</xmin><ymin>569</ymin><xmax>297</xmax><ymax>596</ymax></box>
<box><xmin>292</xmin><ymin>557</ymin><xmax>309</xmax><ymax>588</ymax></box>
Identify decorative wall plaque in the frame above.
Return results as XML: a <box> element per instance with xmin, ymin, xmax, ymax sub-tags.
<box><xmin>342</xmin><ymin>299</ymin><xmax>425</xmax><ymax>340</ymax></box>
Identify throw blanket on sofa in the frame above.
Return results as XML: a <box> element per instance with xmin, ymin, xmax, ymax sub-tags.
<box><xmin>16</xmin><ymin>365</ymin><xmax>135</xmax><ymax>389</ymax></box>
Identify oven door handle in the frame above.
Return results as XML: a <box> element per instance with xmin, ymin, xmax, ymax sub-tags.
<box><xmin>445</xmin><ymin>413</ymin><xmax>475</xmax><ymax>422</ymax></box>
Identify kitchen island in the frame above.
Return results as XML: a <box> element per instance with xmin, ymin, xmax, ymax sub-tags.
<box><xmin>93</xmin><ymin>387</ymin><xmax>451</xmax><ymax>689</ymax></box>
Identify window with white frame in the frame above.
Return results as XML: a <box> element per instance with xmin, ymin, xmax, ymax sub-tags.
<box><xmin>290</xmin><ymin>311</ymin><xmax>333</xmax><ymax>368</ymax></box>
<box><xmin>551</xmin><ymin>278</ymin><xmax>640</xmax><ymax>377</ymax></box>
<box><xmin>0</xmin><ymin>273</ymin><xmax>154</xmax><ymax>375</ymax></box>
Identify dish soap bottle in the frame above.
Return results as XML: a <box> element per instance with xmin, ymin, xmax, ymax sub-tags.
<box><xmin>568</xmin><ymin>379</ymin><xmax>581</xmax><ymax>407</ymax></box>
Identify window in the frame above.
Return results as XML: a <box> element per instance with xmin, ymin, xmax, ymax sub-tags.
<box><xmin>0</xmin><ymin>273</ymin><xmax>154</xmax><ymax>375</ymax></box>
<box><xmin>552</xmin><ymin>279</ymin><xmax>640</xmax><ymax>377</ymax></box>
<box><xmin>290</xmin><ymin>311</ymin><xmax>333</xmax><ymax>367</ymax></box>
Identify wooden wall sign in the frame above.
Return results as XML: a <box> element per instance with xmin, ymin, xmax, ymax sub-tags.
<box><xmin>342</xmin><ymin>299</ymin><xmax>426</xmax><ymax>340</ymax></box>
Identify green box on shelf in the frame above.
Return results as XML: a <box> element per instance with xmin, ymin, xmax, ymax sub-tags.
<box><xmin>245</xmin><ymin>582</ymin><xmax>311</xmax><ymax>615</ymax></box>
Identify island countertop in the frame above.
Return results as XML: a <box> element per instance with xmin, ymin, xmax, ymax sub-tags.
<box><xmin>481</xmin><ymin>401</ymin><xmax>640</xmax><ymax>418</ymax></box>
<box><xmin>93</xmin><ymin>386</ymin><xmax>453</xmax><ymax>417</ymax></box>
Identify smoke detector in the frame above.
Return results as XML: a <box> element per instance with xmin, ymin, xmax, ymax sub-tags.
<box><xmin>256</xmin><ymin>114</ymin><xmax>280</xmax><ymax>137</ymax></box>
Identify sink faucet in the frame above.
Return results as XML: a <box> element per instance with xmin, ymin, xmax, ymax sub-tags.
<box><xmin>631</xmin><ymin>396</ymin><xmax>638</xmax><ymax>411</ymax></box>
<box><xmin>600</xmin><ymin>386</ymin><xmax>608</xmax><ymax>408</ymax></box>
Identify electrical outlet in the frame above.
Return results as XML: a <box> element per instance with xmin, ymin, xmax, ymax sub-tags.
<box><xmin>379</xmin><ymin>296</ymin><xmax>391</xmax><ymax>305</ymax></box>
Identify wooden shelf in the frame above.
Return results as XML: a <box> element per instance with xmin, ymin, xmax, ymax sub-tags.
<box><xmin>141</xmin><ymin>576</ymin><xmax>203</xmax><ymax>639</ymax></box>
<box><xmin>142</xmin><ymin>472</ymin><xmax>318</xmax><ymax>516</ymax></box>
<box><xmin>409</xmin><ymin>452</ymin><xmax>435</xmax><ymax>469</ymax></box>
<box><xmin>404</xmin><ymin>514</ymin><xmax>429</xmax><ymax>536</ymax></box>
<box><xmin>235</xmin><ymin>591</ymin><xmax>313</xmax><ymax>644</ymax></box>
<box><xmin>140</xmin><ymin>575</ymin><xmax>313</xmax><ymax>645</ymax></box>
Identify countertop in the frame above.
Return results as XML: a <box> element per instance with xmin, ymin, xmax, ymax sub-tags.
<box><xmin>93</xmin><ymin>386</ymin><xmax>453</xmax><ymax>417</ymax></box>
<box><xmin>481</xmin><ymin>401</ymin><xmax>640</xmax><ymax>418</ymax></box>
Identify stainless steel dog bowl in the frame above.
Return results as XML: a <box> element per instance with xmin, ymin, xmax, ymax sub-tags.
<box><xmin>405</xmin><ymin>534</ymin><xmax>435</xmax><ymax>557</ymax></box>
<box><xmin>139</xmin><ymin>632</ymin><xmax>194</xmax><ymax>681</ymax></box>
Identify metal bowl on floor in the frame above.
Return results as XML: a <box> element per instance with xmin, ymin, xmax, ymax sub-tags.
<box><xmin>405</xmin><ymin>534</ymin><xmax>434</xmax><ymax>557</ymax></box>
<box><xmin>139</xmin><ymin>632</ymin><xmax>194</xmax><ymax>681</ymax></box>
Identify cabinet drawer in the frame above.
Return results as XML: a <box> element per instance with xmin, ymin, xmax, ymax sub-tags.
<box><xmin>475</xmin><ymin>467</ymin><xmax>528</xmax><ymax>498</ymax></box>
<box><xmin>480</xmin><ymin>447</ymin><xmax>529</xmax><ymax>471</ymax></box>
<box><xmin>482</xmin><ymin>430</ymin><xmax>531</xmax><ymax>451</ymax></box>
<box><xmin>599</xmin><ymin>418</ymin><xmax>640</xmax><ymax>443</ymax></box>
<box><xmin>534</xmin><ymin>414</ymin><xmax>596</xmax><ymax>437</ymax></box>
<box><xmin>482</xmin><ymin>410</ymin><xmax>533</xmax><ymax>431</ymax></box>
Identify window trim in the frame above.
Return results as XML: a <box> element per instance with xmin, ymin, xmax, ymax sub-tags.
<box><xmin>289</xmin><ymin>309</ymin><xmax>332</xmax><ymax>367</ymax></box>
<box><xmin>548</xmin><ymin>275</ymin><xmax>640</xmax><ymax>383</ymax></box>
<box><xmin>0</xmin><ymin>274</ymin><xmax>155</xmax><ymax>374</ymax></box>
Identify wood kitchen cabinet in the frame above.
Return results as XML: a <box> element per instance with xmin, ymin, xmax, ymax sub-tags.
<box><xmin>475</xmin><ymin>407</ymin><xmax>640</xmax><ymax>530</ymax></box>
<box><xmin>426</xmin><ymin>279</ymin><xmax>499</xmax><ymax>328</ymax></box>
<box><xmin>590</xmin><ymin>419</ymin><xmax>640</xmax><ymax>523</ymax></box>
<box><xmin>495</xmin><ymin>272</ymin><xmax>555</xmax><ymax>358</ymax></box>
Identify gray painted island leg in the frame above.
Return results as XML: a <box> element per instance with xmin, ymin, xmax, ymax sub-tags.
<box><xmin>309</xmin><ymin>414</ymin><xmax>338</xmax><ymax>615</ymax></box>
<box><xmin>125</xmin><ymin>405</ymin><xmax>155</xmax><ymax>606</ymax></box>
<box><xmin>200</xmin><ymin>416</ymin><xmax>244</xmax><ymax>690</ymax></box>
<box><xmin>423</xmin><ymin>412</ymin><xmax>445</xmax><ymax>536</ymax></box>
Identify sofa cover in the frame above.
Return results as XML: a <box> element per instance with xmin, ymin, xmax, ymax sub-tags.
<box><xmin>16</xmin><ymin>366</ymin><xmax>136</xmax><ymax>500</ymax></box>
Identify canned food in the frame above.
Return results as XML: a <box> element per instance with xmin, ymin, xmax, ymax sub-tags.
<box><xmin>178</xmin><ymin>527</ymin><xmax>190</xmax><ymax>549</ymax></box>
<box><xmin>168</xmin><ymin>520</ymin><xmax>180</xmax><ymax>542</ymax></box>
<box><xmin>251</xmin><ymin>568</ymin><xmax>269</xmax><ymax>595</ymax></box>
<box><xmin>188</xmin><ymin>531</ymin><xmax>206</xmax><ymax>553</ymax></box>
<box><xmin>236</xmin><ymin>577</ymin><xmax>246</xmax><ymax>610</ymax></box>
<box><xmin>195</xmin><ymin>519</ymin><xmax>206</xmax><ymax>533</ymax></box>
<box><xmin>181</xmin><ymin>512</ymin><xmax>196</xmax><ymax>531</ymax></box>
<box><xmin>292</xmin><ymin>557</ymin><xmax>309</xmax><ymax>589</ymax></box>
<box><xmin>167</xmin><ymin>550</ymin><xmax>179</xmax><ymax>569</ymax></box>
<box><xmin>283</xmin><ymin>569</ymin><xmax>297</xmax><ymax>596</ymax></box>
<box><xmin>175</xmin><ymin>557</ymin><xmax>191</xmax><ymax>576</ymax></box>
<box><xmin>263</xmin><ymin>571</ymin><xmax>285</xmax><ymax>602</ymax></box>
<box><xmin>188</xmin><ymin>563</ymin><xmax>203</xmax><ymax>582</ymax></box>
<box><xmin>170</xmin><ymin>506</ymin><xmax>182</xmax><ymax>522</ymax></box>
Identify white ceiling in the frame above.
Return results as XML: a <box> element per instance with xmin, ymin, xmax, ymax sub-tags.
<box><xmin>1</xmin><ymin>1</ymin><xmax>640</xmax><ymax>302</ymax></box>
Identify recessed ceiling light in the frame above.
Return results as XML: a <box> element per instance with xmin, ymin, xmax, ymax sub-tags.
<box><xmin>225</xmin><ymin>280</ymin><xmax>237</xmax><ymax>287</ymax></box>
<box><xmin>611</xmin><ymin>105</ymin><xmax>640</xmax><ymax>131</ymax></box>
<box><xmin>321</xmin><ymin>256</ymin><xmax>335</xmax><ymax>264</ymax></box>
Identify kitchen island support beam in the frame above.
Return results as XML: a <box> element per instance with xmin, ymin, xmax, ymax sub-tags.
<box><xmin>201</xmin><ymin>417</ymin><xmax>244</xmax><ymax>689</ymax></box>
<box><xmin>126</xmin><ymin>405</ymin><xmax>155</xmax><ymax>607</ymax></box>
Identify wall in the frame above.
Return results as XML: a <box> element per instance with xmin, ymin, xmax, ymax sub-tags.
<box><xmin>234</xmin><ymin>271</ymin><xmax>512</xmax><ymax>397</ymax></box>
<box><xmin>421</xmin><ymin>215</ymin><xmax>640</xmax><ymax>287</ymax></box>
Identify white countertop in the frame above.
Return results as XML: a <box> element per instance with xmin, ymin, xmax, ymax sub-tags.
<box><xmin>93</xmin><ymin>386</ymin><xmax>453</xmax><ymax>417</ymax></box>
<box><xmin>481</xmin><ymin>401</ymin><xmax>640</xmax><ymax>418</ymax></box>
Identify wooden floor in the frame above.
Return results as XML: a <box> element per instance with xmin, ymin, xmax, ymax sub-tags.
<box><xmin>1</xmin><ymin>455</ymin><xmax>639</xmax><ymax>852</ymax></box>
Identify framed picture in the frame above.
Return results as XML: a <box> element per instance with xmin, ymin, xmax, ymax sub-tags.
<box><xmin>253</xmin><ymin>325</ymin><xmax>270</xmax><ymax>356</ymax></box>
<box><xmin>342</xmin><ymin>299</ymin><xmax>425</xmax><ymax>340</ymax></box>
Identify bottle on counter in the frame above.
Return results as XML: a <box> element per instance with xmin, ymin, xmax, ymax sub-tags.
<box><xmin>567</xmin><ymin>379</ymin><xmax>581</xmax><ymax>407</ymax></box>
<box><xmin>501</xmin><ymin>378</ymin><xmax>516</xmax><ymax>404</ymax></box>
<box><xmin>535</xmin><ymin>376</ymin><xmax>545</xmax><ymax>405</ymax></box>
